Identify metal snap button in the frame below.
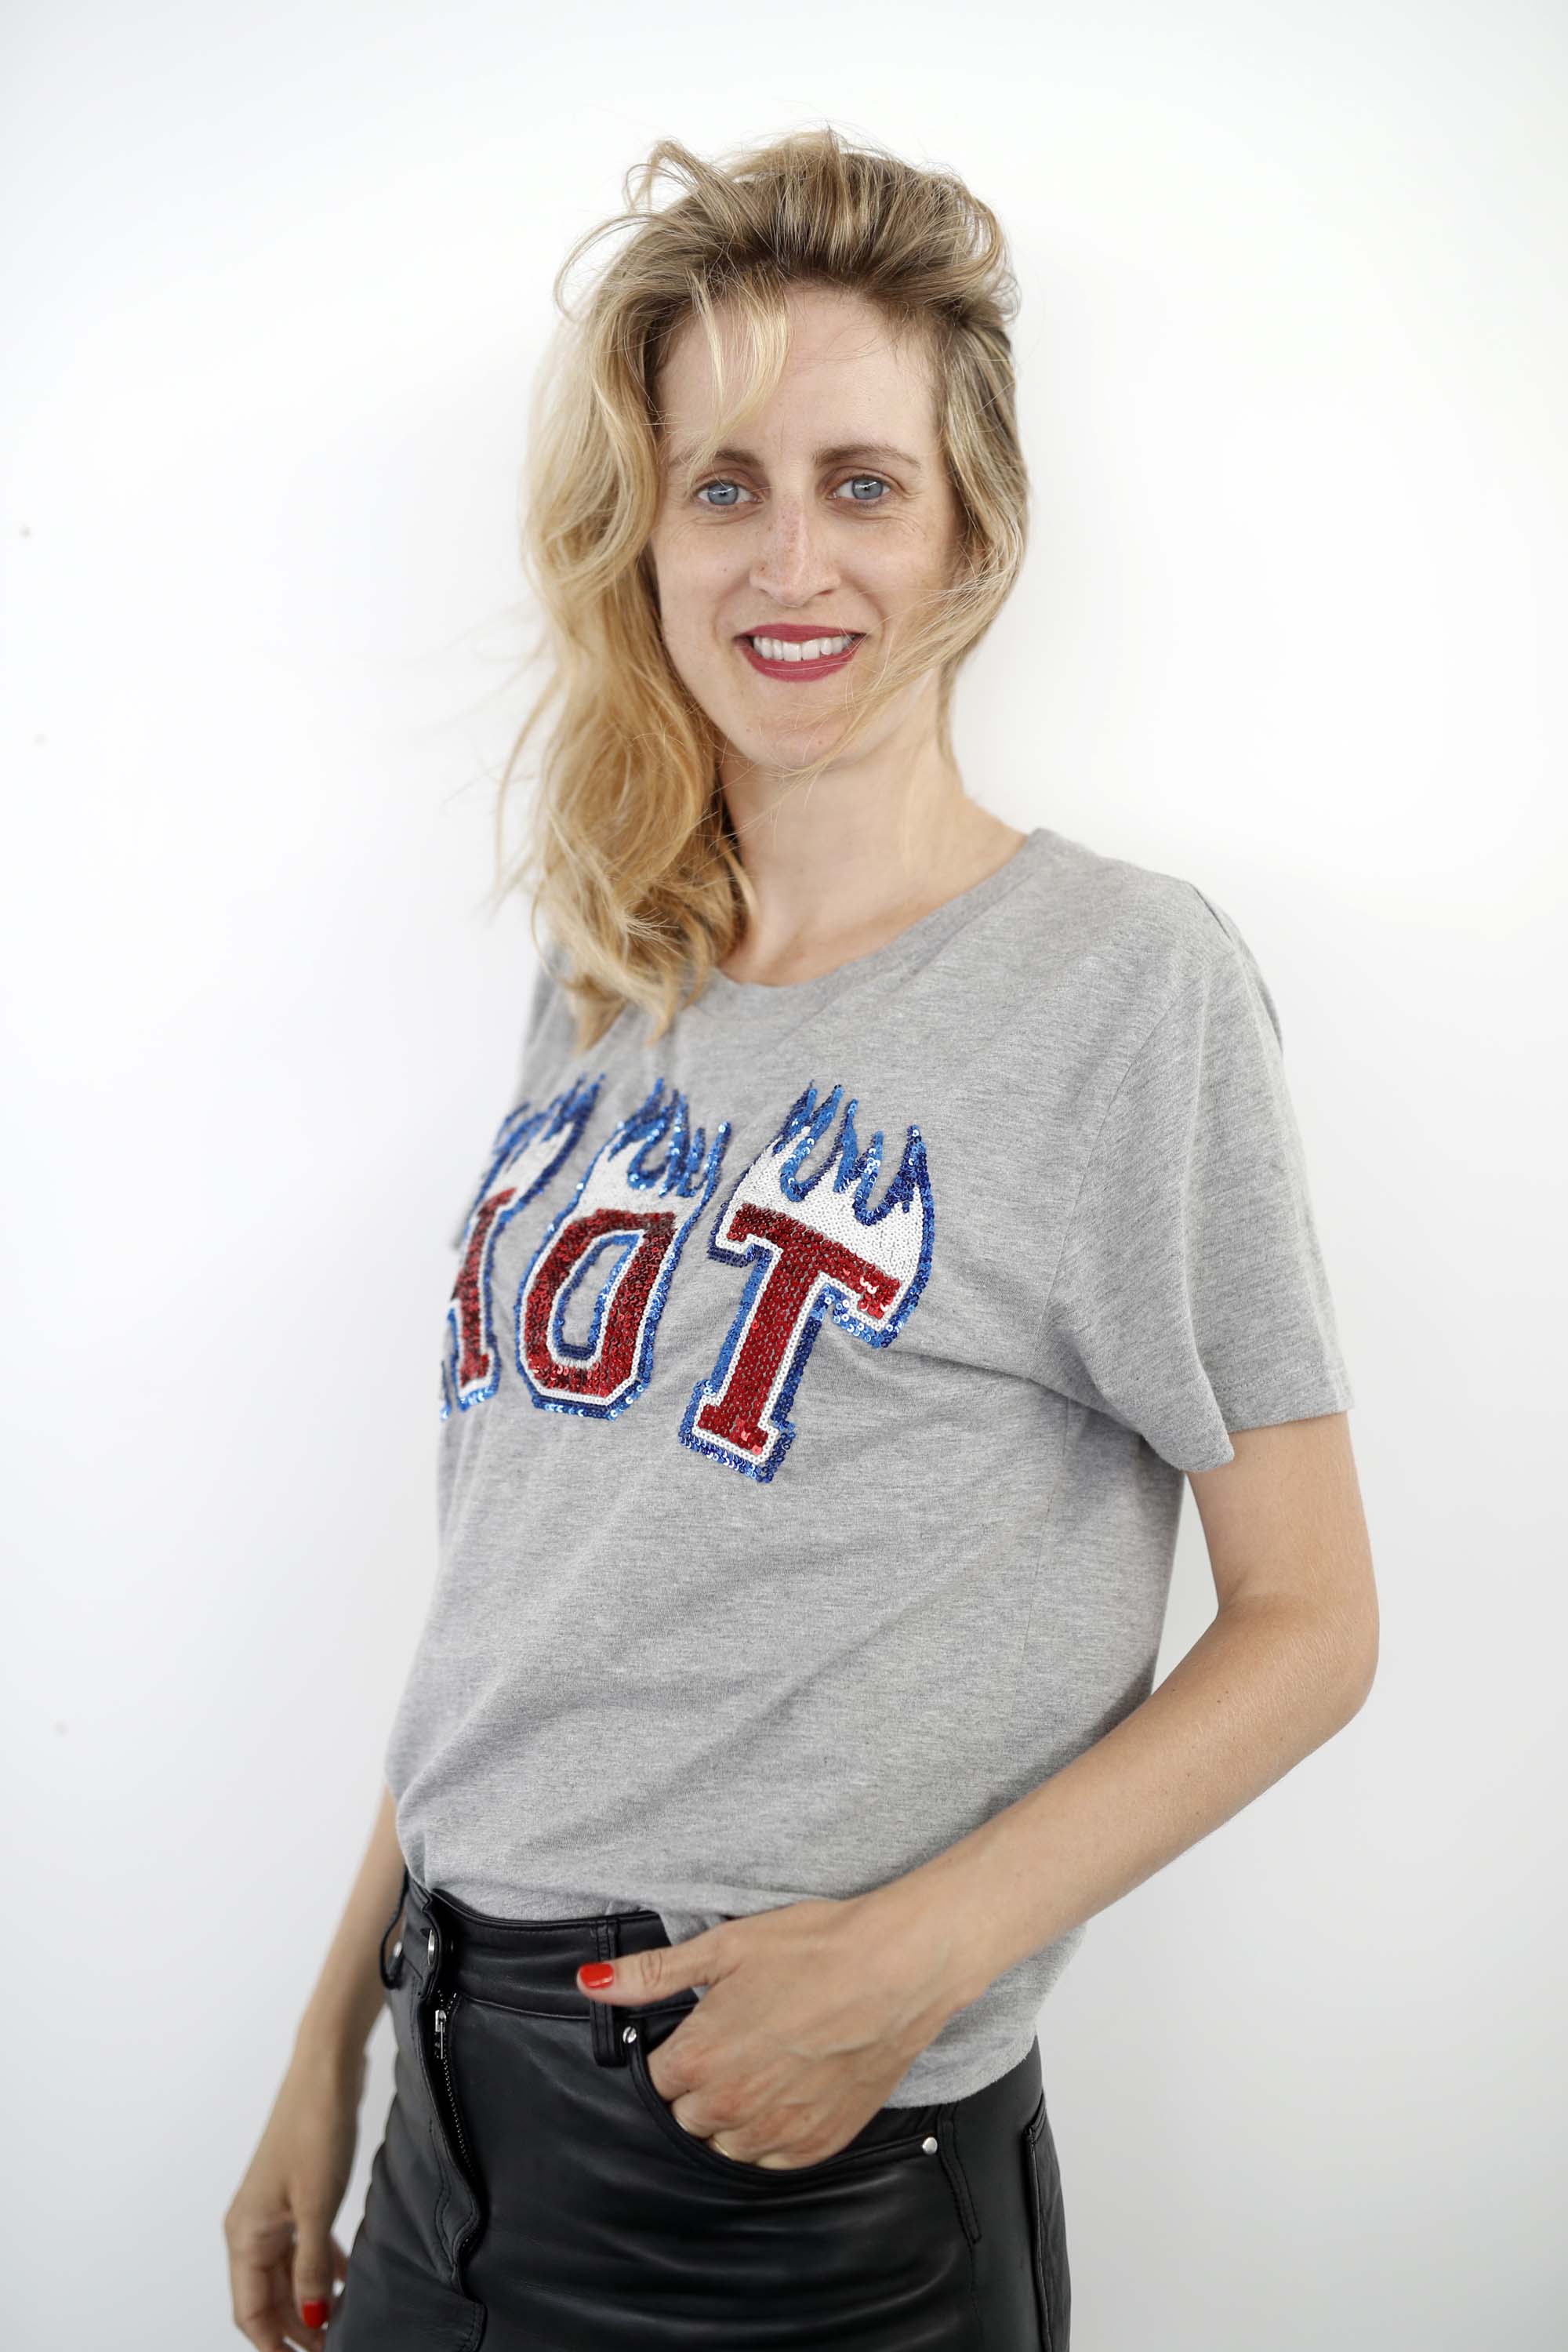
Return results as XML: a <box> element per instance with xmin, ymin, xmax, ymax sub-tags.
<box><xmin>922</xmin><ymin>2135</ymin><xmax>938</xmax><ymax>2154</ymax></box>
<box><xmin>622</xmin><ymin>2024</ymin><xmax>637</xmax><ymax>2043</ymax></box>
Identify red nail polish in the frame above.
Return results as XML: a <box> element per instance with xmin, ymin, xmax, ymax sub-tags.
<box><xmin>579</xmin><ymin>1961</ymin><xmax>615</xmax><ymax>1987</ymax></box>
<box><xmin>299</xmin><ymin>2298</ymin><xmax>328</xmax><ymax>2326</ymax></box>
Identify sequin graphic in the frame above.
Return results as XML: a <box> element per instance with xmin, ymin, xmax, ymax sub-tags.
<box><xmin>678</xmin><ymin>1082</ymin><xmax>935</xmax><ymax>1481</ymax></box>
<box><xmin>441</xmin><ymin>1073</ymin><xmax>601</xmax><ymax>1417</ymax></box>
<box><xmin>513</xmin><ymin>1076</ymin><xmax>731</xmax><ymax>1419</ymax></box>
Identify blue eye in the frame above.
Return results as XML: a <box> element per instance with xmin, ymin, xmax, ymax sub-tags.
<box><xmin>693</xmin><ymin>474</ymin><xmax>893</xmax><ymax>510</ymax></box>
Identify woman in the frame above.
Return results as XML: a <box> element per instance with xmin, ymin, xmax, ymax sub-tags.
<box><xmin>225</xmin><ymin>128</ymin><xmax>1377</xmax><ymax>2351</ymax></box>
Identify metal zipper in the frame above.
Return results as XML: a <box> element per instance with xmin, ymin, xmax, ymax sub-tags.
<box><xmin>430</xmin><ymin>1985</ymin><xmax>483</xmax><ymax>2281</ymax></box>
<box><xmin>432</xmin><ymin>1991</ymin><xmax>476</xmax><ymax>2182</ymax></box>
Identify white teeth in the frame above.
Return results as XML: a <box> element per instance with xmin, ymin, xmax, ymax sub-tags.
<box><xmin>750</xmin><ymin>634</ymin><xmax>855</xmax><ymax>662</ymax></box>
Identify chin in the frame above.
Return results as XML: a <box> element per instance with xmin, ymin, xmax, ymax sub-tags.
<box><xmin>735</xmin><ymin>702</ymin><xmax>847</xmax><ymax>753</ymax></box>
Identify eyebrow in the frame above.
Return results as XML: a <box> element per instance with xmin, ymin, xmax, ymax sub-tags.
<box><xmin>665</xmin><ymin>439</ymin><xmax>924</xmax><ymax>480</ymax></box>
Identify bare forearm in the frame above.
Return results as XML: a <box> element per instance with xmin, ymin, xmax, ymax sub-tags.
<box><xmin>292</xmin><ymin>1780</ymin><xmax>408</xmax><ymax>2080</ymax></box>
<box><xmin>877</xmin><ymin>1599</ymin><xmax>1375</xmax><ymax>2016</ymax></box>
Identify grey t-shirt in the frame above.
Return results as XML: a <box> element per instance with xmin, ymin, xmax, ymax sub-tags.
<box><xmin>383</xmin><ymin>823</ymin><xmax>1355</xmax><ymax>2104</ymax></box>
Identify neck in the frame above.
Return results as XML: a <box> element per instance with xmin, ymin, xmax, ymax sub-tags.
<box><xmin>713</xmin><ymin>749</ymin><xmax>1025</xmax><ymax>989</ymax></box>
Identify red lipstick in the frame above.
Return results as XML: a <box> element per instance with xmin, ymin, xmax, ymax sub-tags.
<box><xmin>737</xmin><ymin>626</ymin><xmax>866</xmax><ymax>683</ymax></box>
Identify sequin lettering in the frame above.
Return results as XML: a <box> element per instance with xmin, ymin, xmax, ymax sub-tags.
<box><xmin>514</xmin><ymin>1076</ymin><xmax>731</xmax><ymax>1419</ymax></box>
<box><xmin>441</xmin><ymin>1073</ymin><xmax>602</xmax><ymax>1417</ymax></box>
<box><xmin>677</xmin><ymin>1083</ymin><xmax>935</xmax><ymax>1481</ymax></box>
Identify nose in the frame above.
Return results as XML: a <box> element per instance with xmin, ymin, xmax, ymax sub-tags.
<box><xmin>748</xmin><ymin>495</ymin><xmax>840</xmax><ymax>607</ymax></box>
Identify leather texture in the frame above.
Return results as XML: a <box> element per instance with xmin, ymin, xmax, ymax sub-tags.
<box><xmin>332</xmin><ymin>1871</ymin><xmax>1072</xmax><ymax>2349</ymax></box>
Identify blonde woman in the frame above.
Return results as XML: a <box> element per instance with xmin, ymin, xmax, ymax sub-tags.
<box><xmin>225</xmin><ymin>127</ymin><xmax>1377</xmax><ymax>2352</ymax></box>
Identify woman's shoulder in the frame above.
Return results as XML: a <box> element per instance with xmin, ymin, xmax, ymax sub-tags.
<box><xmin>1000</xmin><ymin>823</ymin><xmax>1266</xmax><ymax>1031</ymax></box>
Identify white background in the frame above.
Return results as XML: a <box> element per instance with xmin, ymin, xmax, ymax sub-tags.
<box><xmin>3</xmin><ymin>4</ymin><xmax>1563</xmax><ymax>2347</ymax></box>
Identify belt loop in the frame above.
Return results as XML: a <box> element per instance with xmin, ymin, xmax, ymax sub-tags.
<box><xmin>590</xmin><ymin>1915</ymin><xmax>626</xmax><ymax>2067</ymax></box>
<box><xmin>379</xmin><ymin>1862</ymin><xmax>411</xmax><ymax>1990</ymax></box>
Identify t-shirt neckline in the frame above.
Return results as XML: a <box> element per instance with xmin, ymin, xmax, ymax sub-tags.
<box><xmin>683</xmin><ymin>826</ymin><xmax>1054</xmax><ymax>1029</ymax></box>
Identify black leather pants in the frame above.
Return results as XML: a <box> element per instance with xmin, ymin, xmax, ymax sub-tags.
<box><xmin>329</xmin><ymin>1867</ymin><xmax>1071</xmax><ymax>2350</ymax></box>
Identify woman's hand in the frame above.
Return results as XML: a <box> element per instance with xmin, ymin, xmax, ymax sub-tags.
<box><xmin>577</xmin><ymin>1888</ymin><xmax>964</xmax><ymax>2169</ymax></box>
<box><xmin>223</xmin><ymin>2042</ymin><xmax>364</xmax><ymax>2347</ymax></box>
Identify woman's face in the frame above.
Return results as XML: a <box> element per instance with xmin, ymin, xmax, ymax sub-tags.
<box><xmin>646</xmin><ymin>285</ymin><xmax>961</xmax><ymax>779</ymax></box>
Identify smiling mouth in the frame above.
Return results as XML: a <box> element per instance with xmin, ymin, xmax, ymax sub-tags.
<box><xmin>738</xmin><ymin>632</ymin><xmax>866</xmax><ymax>677</ymax></box>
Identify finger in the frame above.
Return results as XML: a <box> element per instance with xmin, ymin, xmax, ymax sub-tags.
<box><xmin>275</xmin><ymin>2252</ymin><xmax>331</xmax><ymax>2352</ymax></box>
<box><xmin>227</xmin><ymin>2200</ymin><xmax>329</xmax><ymax>2350</ymax></box>
<box><xmin>575</xmin><ymin>1926</ymin><xmax>728</xmax><ymax>2005</ymax></box>
<box><xmin>274</xmin><ymin>2283</ymin><xmax>330</xmax><ymax>2352</ymax></box>
<box><xmin>706</xmin><ymin>2130</ymin><xmax>793</xmax><ymax>2168</ymax></box>
<box><xmin>230</xmin><ymin>2249</ymin><xmax>310</xmax><ymax>2351</ymax></box>
<box><xmin>292</xmin><ymin>2212</ymin><xmax>337</xmax><ymax>2337</ymax></box>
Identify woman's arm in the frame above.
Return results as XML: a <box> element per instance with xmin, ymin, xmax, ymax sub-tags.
<box><xmin>575</xmin><ymin>1411</ymin><xmax>1379</xmax><ymax>2170</ymax></box>
<box><xmin>292</xmin><ymin>1781</ymin><xmax>408</xmax><ymax>2081</ymax></box>
<box><xmin>873</xmin><ymin>1410</ymin><xmax>1378</xmax><ymax>2014</ymax></box>
<box><xmin>224</xmin><ymin>1784</ymin><xmax>408</xmax><ymax>2346</ymax></box>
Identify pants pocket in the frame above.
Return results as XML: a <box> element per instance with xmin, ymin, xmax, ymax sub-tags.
<box><xmin>623</xmin><ymin>2012</ymin><xmax>937</xmax><ymax>2194</ymax></box>
<box><xmin>1021</xmin><ymin>2087</ymin><xmax>1072</xmax><ymax>2352</ymax></box>
<box><xmin>436</xmin><ymin>1987</ymin><xmax>982</xmax><ymax>2344</ymax></box>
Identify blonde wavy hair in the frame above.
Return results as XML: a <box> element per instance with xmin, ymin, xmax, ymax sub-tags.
<box><xmin>492</xmin><ymin>123</ymin><xmax>1029</xmax><ymax>1052</ymax></box>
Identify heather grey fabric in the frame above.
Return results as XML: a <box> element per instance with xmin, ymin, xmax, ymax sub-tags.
<box><xmin>383</xmin><ymin>825</ymin><xmax>1355</xmax><ymax>2104</ymax></box>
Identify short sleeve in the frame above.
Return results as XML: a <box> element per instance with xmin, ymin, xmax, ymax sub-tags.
<box><xmin>1035</xmin><ymin>905</ymin><xmax>1355</xmax><ymax>1472</ymax></box>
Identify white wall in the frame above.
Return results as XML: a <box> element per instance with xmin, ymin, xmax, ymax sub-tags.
<box><xmin>3</xmin><ymin>5</ymin><xmax>1563</xmax><ymax>2347</ymax></box>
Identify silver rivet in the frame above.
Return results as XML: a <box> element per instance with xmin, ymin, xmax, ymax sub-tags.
<box><xmin>922</xmin><ymin>2135</ymin><xmax>938</xmax><ymax>2154</ymax></box>
<box><xmin>622</xmin><ymin>2024</ymin><xmax>637</xmax><ymax>2043</ymax></box>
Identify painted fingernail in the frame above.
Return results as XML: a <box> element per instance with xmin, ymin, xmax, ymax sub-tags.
<box><xmin>299</xmin><ymin>2297</ymin><xmax>328</xmax><ymax>2326</ymax></box>
<box><xmin>579</xmin><ymin>1962</ymin><xmax>615</xmax><ymax>1987</ymax></box>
